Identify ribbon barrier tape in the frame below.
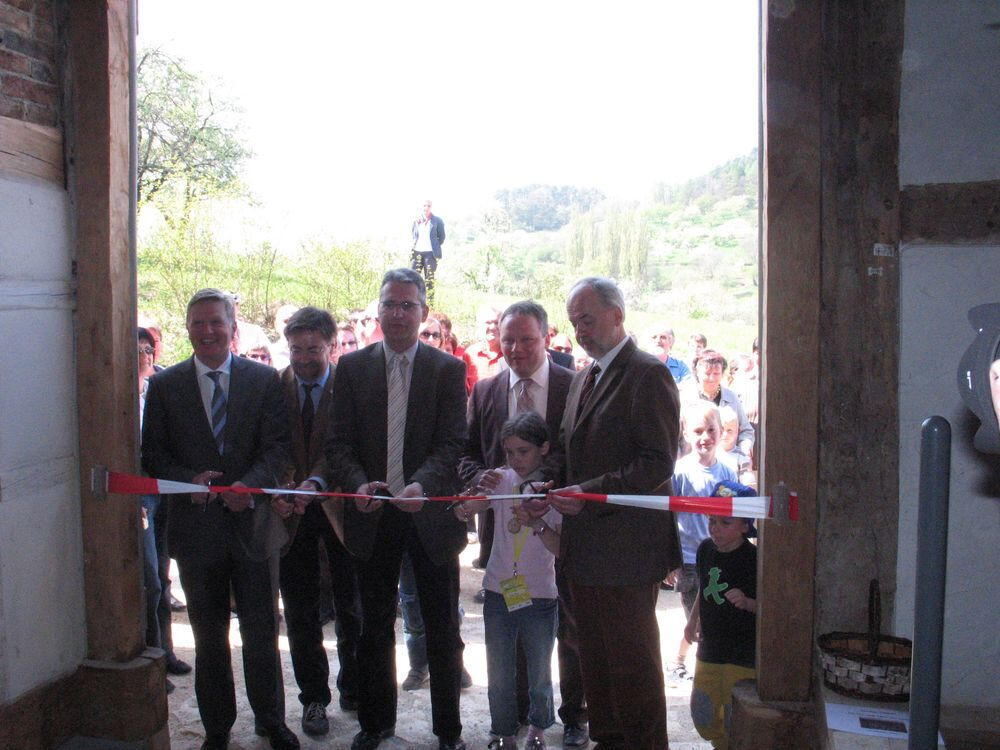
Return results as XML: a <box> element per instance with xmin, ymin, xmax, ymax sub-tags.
<box><xmin>107</xmin><ymin>472</ymin><xmax>797</xmax><ymax>520</ymax></box>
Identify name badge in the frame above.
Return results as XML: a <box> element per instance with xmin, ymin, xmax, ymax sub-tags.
<box><xmin>499</xmin><ymin>574</ymin><xmax>532</xmax><ymax>612</ymax></box>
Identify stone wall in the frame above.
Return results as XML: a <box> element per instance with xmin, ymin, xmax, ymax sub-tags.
<box><xmin>0</xmin><ymin>0</ymin><xmax>58</xmax><ymax>126</ymax></box>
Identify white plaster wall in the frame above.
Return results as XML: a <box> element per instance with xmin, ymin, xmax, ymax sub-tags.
<box><xmin>899</xmin><ymin>0</ymin><xmax>1000</xmax><ymax>186</ymax></box>
<box><xmin>0</xmin><ymin>171</ymin><xmax>86</xmax><ymax>703</ymax></box>
<box><xmin>897</xmin><ymin>244</ymin><xmax>1000</xmax><ymax>707</ymax></box>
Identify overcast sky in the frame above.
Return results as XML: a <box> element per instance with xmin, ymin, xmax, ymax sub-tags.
<box><xmin>138</xmin><ymin>1</ymin><xmax>759</xmax><ymax>247</ymax></box>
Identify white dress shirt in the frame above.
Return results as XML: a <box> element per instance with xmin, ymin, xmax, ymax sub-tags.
<box><xmin>507</xmin><ymin>358</ymin><xmax>550</xmax><ymax>420</ymax></box>
<box><xmin>194</xmin><ymin>353</ymin><xmax>233</xmax><ymax>427</ymax></box>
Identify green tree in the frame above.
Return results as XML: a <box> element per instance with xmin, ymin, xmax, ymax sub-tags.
<box><xmin>137</xmin><ymin>49</ymin><xmax>250</xmax><ymax>215</ymax></box>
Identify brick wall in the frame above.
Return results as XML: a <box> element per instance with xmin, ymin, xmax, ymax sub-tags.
<box><xmin>0</xmin><ymin>0</ymin><xmax>58</xmax><ymax>127</ymax></box>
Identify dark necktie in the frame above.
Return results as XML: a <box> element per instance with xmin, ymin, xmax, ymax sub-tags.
<box><xmin>206</xmin><ymin>370</ymin><xmax>227</xmax><ymax>454</ymax></box>
<box><xmin>576</xmin><ymin>363</ymin><xmax>601</xmax><ymax>423</ymax></box>
<box><xmin>301</xmin><ymin>383</ymin><xmax>317</xmax><ymax>453</ymax></box>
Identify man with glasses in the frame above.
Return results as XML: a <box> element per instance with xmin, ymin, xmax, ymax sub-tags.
<box><xmin>270</xmin><ymin>307</ymin><xmax>361</xmax><ymax>737</ymax></box>
<box><xmin>327</xmin><ymin>268</ymin><xmax>469</xmax><ymax>750</ymax></box>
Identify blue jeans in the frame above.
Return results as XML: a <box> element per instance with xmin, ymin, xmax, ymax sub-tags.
<box><xmin>400</xmin><ymin>552</ymin><xmax>464</xmax><ymax>674</ymax></box>
<box><xmin>483</xmin><ymin>591</ymin><xmax>557</xmax><ymax>736</ymax></box>
<box><xmin>141</xmin><ymin>494</ymin><xmax>162</xmax><ymax>649</ymax></box>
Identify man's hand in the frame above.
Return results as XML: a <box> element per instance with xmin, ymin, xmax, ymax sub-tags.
<box><xmin>390</xmin><ymin>482</ymin><xmax>425</xmax><ymax>513</ymax></box>
<box><xmin>220</xmin><ymin>481</ymin><xmax>254</xmax><ymax>512</ymax></box>
<box><xmin>547</xmin><ymin>485</ymin><xmax>585</xmax><ymax>515</ymax></box>
<box><xmin>665</xmin><ymin>567</ymin><xmax>682</xmax><ymax>587</ymax></box>
<box><xmin>271</xmin><ymin>494</ymin><xmax>295</xmax><ymax>520</ymax></box>
<box><xmin>724</xmin><ymin>588</ymin><xmax>756</xmax><ymax>613</ymax></box>
<box><xmin>292</xmin><ymin>479</ymin><xmax>318</xmax><ymax>515</ymax></box>
<box><xmin>190</xmin><ymin>470</ymin><xmax>223</xmax><ymax>504</ymax></box>
<box><xmin>355</xmin><ymin>481</ymin><xmax>387</xmax><ymax>513</ymax></box>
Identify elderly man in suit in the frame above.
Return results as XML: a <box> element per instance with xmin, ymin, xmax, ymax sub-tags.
<box><xmin>269</xmin><ymin>307</ymin><xmax>361</xmax><ymax>737</ymax></box>
<box><xmin>459</xmin><ymin>300</ymin><xmax>590</xmax><ymax>747</ymax></box>
<box><xmin>327</xmin><ymin>268</ymin><xmax>469</xmax><ymax>750</ymax></box>
<box><xmin>141</xmin><ymin>289</ymin><xmax>298</xmax><ymax>750</ymax></box>
<box><xmin>548</xmin><ymin>277</ymin><xmax>681</xmax><ymax>750</ymax></box>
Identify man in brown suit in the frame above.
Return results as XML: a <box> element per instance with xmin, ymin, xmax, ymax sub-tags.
<box><xmin>549</xmin><ymin>277</ymin><xmax>681</xmax><ymax>750</ymax></box>
<box><xmin>271</xmin><ymin>307</ymin><xmax>360</xmax><ymax>737</ymax></box>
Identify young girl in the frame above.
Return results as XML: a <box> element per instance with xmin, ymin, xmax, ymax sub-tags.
<box><xmin>454</xmin><ymin>412</ymin><xmax>561</xmax><ymax>750</ymax></box>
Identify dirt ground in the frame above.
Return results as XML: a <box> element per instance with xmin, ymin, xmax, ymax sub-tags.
<box><xmin>165</xmin><ymin>544</ymin><xmax>711</xmax><ymax>750</ymax></box>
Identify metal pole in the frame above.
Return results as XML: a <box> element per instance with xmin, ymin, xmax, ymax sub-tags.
<box><xmin>909</xmin><ymin>416</ymin><xmax>950</xmax><ymax>749</ymax></box>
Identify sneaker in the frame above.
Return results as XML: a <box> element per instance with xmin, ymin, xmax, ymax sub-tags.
<box><xmin>474</xmin><ymin>588</ymin><xmax>487</xmax><ymax>603</ymax></box>
<box><xmin>401</xmin><ymin>668</ymin><xmax>429</xmax><ymax>691</ymax></box>
<box><xmin>666</xmin><ymin>663</ymin><xmax>691</xmax><ymax>681</ymax></box>
<box><xmin>460</xmin><ymin>667</ymin><xmax>473</xmax><ymax>689</ymax></box>
<box><xmin>301</xmin><ymin>702</ymin><xmax>329</xmax><ymax>736</ymax></box>
<box><xmin>562</xmin><ymin>723</ymin><xmax>589</xmax><ymax>748</ymax></box>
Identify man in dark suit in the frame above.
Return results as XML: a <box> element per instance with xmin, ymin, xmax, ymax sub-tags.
<box><xmin>269</xmin><ymin>307</ymin><xmax>361</xmax><ymax>737</ymax></box>
<box><xmin>141</xmin><ymin>289</ymin><xmax>298</xmax><ymax>750</ymax></box>
<box><xmin>410</xmin><ymin>199</ymin><xmax>446</xmax><ymax>302</ymax></box>
<box><xmin>459</xmin><ymin>300</ymin><xmax>590</xmax><ymax>747</ymax></box>
<box><xmin>549</xmin><ymin>277</ymin><xmax>681</xmax><ymax>750</ymax></box>
<box><xmin>327</xmin><ymin>268</ymin><xmax>469</xmax><ymax>750</ymax></box>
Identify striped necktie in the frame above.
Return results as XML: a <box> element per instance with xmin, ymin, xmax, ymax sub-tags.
<box><xmin>386</xmin><ymin>354</ymin><xmax>408</xmax><ymax>495</ymax></box>
<box><xmin>516</xmin><ymin>378</ymin><xmax>535</xmax><ymax>415</ymax></box>
<box><xmin>575</xmin><ymin>364</ymin><xmax>601</xmax><ymax>425</ymax></box>
<box><xmin>206</xmin><ymin>370</ymin><xmax>227</xmax><ymax>454</ymax></box>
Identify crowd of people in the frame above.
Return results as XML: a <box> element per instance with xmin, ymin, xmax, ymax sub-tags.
<box><xmin>137</xmin><ymin>269</ymin><xmax>761</xmax><ymax>750</ymax></box>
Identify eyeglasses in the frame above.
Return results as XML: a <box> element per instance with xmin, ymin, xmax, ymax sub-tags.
<box><xmin>138</xmin><ymin>346</ymin><xmax>155</xmax><ymax>356</ymax></box>
<box><xmin>247</xmin><ymin>352</ymin><xmax>271</xmax><ymax>362</ymax></box>
<box><xmin>420</xmin><ymin>330</ymin><xmax>441</xmax><ymax>340</ymax></box>
<box><xmin>379</xmin><ymin>301</ymin><xmax>421</xmax><ymax>313</ymax></box>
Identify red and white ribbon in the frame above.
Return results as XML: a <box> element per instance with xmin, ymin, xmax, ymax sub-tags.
<box><xmin>107</xmin><ymin>472</ymin><xmax>796</xmax><ymax>520</ymax></box>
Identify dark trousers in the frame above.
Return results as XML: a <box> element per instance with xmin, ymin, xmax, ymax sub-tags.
<box><xmin>570</xmin><ymin>580</ymin><xmax>667</xmax><ymax>750</ymax></box>
<box><xmin>410</xmin><ymin>250</ymin><xmax>438</xmax><ymax>302</ymax></box>
<box><xmin>279</xmin><ymin>503</ymin><xmax>361</xmax><ymax>707</ymax></box>
<box><xmin>152</xmin><ymin>495</ymin><xmax>176</xmax><ymax>660</ymax></box>
<box><xmin>178</xmin><ymin>551</ymin><xmax>282</xmax><ymax>737</ymax></box>
<box><xmin>555</xmin><ymin>561</ymin><xmax>588</xmax><ymax>726</ymax></box>
<box><xmin>354</xmin><ymin>508</ymin><xmax>463</xmax><ymax>741</ymax></box>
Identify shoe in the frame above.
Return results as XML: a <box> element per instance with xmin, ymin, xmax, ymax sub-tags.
<box><xmin>460</xmin><ymin>667</ymin><xmax>473</xmax><ymax>689</ymax></box>
<box><xmin>471</xmin><ymin>559</ymin><xmax>486</xmax><ymax>570</ymax></box>
<box><xmin>351</xmin><ymin>728</ymin><xmax>394</xmax><ymax>750</ymax></box>
<box><xmin>525</xmin><ymin>736</ymin><xmax>547</xmax><ymax>749</ymax></box>
<box><xmin>200</xmin><ymin>734</ymin><xmax>228</xmax><ymax>750</ymax></box>
<box><xmin>487</xmin><ymin>739</ymin><xmax>516</xmax><ymax>750</ymax></box>
<box><xmin>257</xmin><ymin>722</ymin><xmax>300</xmax><ymax>750</ymax></box>
<box><xmin>169</xmin><ymin>594</ymin><xmax>186</xmax><ymax>612</ymax></box>
<box><xmin>563</xmin><ymin>723</ymin><xmax>589</xmax><ymax>747</ymax></box>
<box><xmin>666</xmin><ymin>663</ymin><xmax>691</xmax><ymax>682</ymax></box>
<box><xmin>438</xmin><ymin>739</ymin><xmax>467</xmax><ymax>750</ymax></box>
<box><xmin>401</xmin><ymin>668</ymin><xmax>429</xmax><ymax>690</ymax></box>
<box><xmin>301</xmin><ymin>702</ymin><xmax>329</xmax><ymax>736</ymax></box>
<box><xmin>340</xmin><ymin>694</ymin><xmax>359</xmax><ymax>712</ymax></box>
<box><xmin>165</xmin><ymin>678</ymin><xmax>175</xmax><ymax>695</ymax></box>
<box><xmin>474</xmin><ymin>588</ymin><xmax>486</xmax><ymax>603</ymax></box>
<box><xmin>166</xmin><ymin>656</ymin><xmax>192</xmax><ymax>675</ymax></box>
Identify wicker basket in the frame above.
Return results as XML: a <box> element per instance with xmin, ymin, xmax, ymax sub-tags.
<box><xmin>817</xmin><ymin>579</ymin><xmax>912</xmax><ymax>701</ymax></box>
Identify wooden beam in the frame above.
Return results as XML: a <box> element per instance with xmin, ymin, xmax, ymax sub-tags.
<box><xmin>67</xmin><ymin>0</ymin><xmax>143</xmax><ymax>662</ymax></box>
<box><xmin>814</xmin><ymin>0</ymin><xmax>904</xmax><ymax>640</ymax></box>
<box><xmin>758</xmin><ymin>0</ymin><xmax>822</xmax><ymax>702</ymax></box>
<box><xmin>0</xmin><ymin>114</ymin><xmax>63</xmax><ymax>184</ymax></box>
<box><xmin>901</xmin><ymin>180</ymin><xmax>1000</xmax><ymax>244</ymax></box>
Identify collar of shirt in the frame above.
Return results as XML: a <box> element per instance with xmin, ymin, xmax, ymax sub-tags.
<box><xmin>194</xmin><ymin>352</ymin><xmax>233</xmax><ymax>378</ymax></box>
<box><xmin>296</xmin><ymin>364</ymin><xmax>330</xmax><ymax>403</ymax></box>
<box><xmin>592</xmin><ymin>335</ymin><xmax>630</xmax><ymax>383</ymax></box>
<box><xmin>508</xmin><ymin>357</ymin><xmax>550</xmax><ymax>395</ymax></box>
<box><xmin>382</xmin><ymin>339</ymin><xmax>420</xmax><ymax>378</ymax></box>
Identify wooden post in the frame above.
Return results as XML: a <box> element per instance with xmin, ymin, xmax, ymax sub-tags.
<box><xmin>757</xmin><ymin>0</ymin><xmax>822</xmax><ymax>702</ymax></box>
<box><xmin>68</xmin><ymin>0</ymin><xmax>143</xmax><ymax>666</ymax></box>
